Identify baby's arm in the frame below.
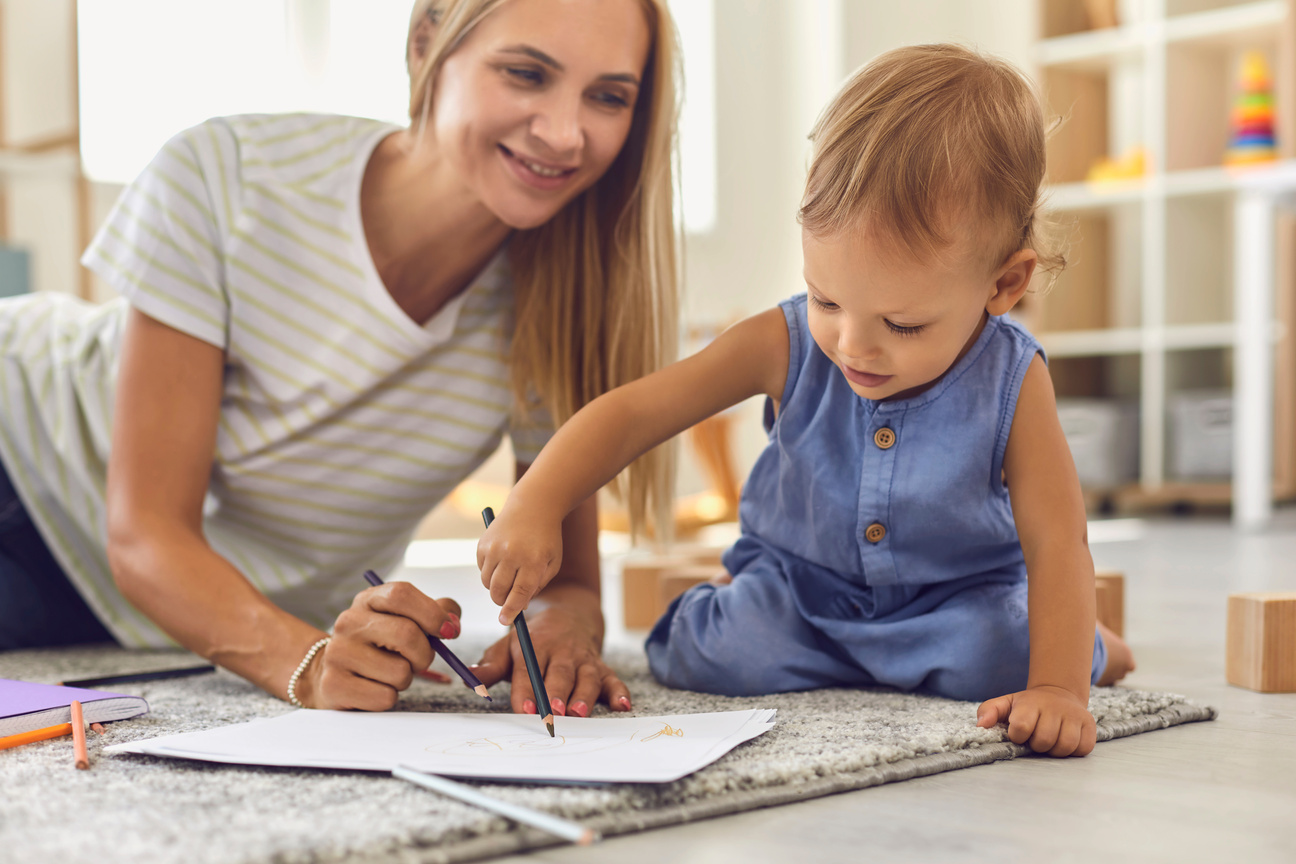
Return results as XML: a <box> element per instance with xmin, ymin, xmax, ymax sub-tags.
<box><xmin>478</xmin><ymin>308</ymin><xmax>791</xmax><ymax>625</ymax></box>
<box><xmin>977</xmin><ymin>354</ymin><xmax>1099</xmax><ymax>757</ymax></box>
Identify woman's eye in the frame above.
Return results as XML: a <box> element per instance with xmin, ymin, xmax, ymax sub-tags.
<box><xmin>885</xmin><ymin>320</ymin><xmax>925</xmax><ymax>337</ymax></box>
<box><xmin>592</xmin><ymin>90</ymin><xmax>630</xmax><ymax>108</ymax></box>
<box><xmin>506</xmin><ymin>67</ymin><xmax>543</xmax><ymax>85</ymax></box>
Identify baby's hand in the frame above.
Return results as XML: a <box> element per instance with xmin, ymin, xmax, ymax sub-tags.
<box><xmin>477</xmin><ymin>507</ymin><xmax>565</xmax><ymax>625</ymax></box>
<box><xmin>976</xmin><ymin>684</ymin><xmax>1097</xmax><ymax>757</ymax></box>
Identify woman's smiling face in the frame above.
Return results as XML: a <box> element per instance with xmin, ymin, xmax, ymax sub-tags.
<box><xmin>430</xmin><ymin>0</ymin><xmax>651</xmax><ymax>229</ymax></box>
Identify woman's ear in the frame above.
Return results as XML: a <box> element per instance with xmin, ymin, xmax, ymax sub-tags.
<box><xmin>986</xmin><ymin>249</ymin><xmax>1037</xmax><ymax>316</ymax></box>
<box><xmin>407</xmin><ymin>8</ymin><xmax>438</xmax><ymax>74</ymax></box>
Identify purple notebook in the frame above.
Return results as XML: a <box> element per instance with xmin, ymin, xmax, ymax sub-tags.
<box><xmin>1</xmin><ymin>679</ymin><xmax>149</xmax><ymax>737</ymax></box>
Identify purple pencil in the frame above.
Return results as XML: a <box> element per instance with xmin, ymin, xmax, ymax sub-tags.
<box><xmin>362</xmin><ymin>570</ymin><xmax>491</xmax><ymax>701</ymax></box>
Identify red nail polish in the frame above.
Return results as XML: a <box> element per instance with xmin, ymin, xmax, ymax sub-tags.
<box><xmin>523</xmin><ymin>699</ymin><xmax>536</xmax><ymax>714</ymax></box>
<box><xmin>572</xmin><ymin>701</ymin><xmax>589</xmax><ymax>718</ymax></box>
<box><xmin>618</xmin><ymin>696</ymin><xmax>631</xmax><ymax>710</ymax></box>
<box><xmin>552</xmin><ymin>699</ymin><xmax>566</xmax><ymax>717</ymax></box>
<box><xmin>439</xmin><ymin>620</ymin><xmax>457</xmax><ymax>639</ymax></box>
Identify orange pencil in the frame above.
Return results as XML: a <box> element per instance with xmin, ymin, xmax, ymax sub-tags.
<box><xmin>0</xmin><ymin>723</ymin><xmax>73</xmax><ymax>751</ymax></box>
<box><xmin>70</xmin><ymin>700</ymin><xmax>89</xmax><ymax>769</ymax></box>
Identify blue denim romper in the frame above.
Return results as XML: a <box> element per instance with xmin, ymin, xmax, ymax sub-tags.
<box><xmin>646</xmin><ymin>294</ymin><xmax>1106</xmax><ymax>702</ymax></box>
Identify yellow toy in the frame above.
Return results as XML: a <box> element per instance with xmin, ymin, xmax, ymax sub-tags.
<box><xmin>1086</xmin><ymin>146</ymin><xmax>1147</xmax><ymax>183</ymax></box>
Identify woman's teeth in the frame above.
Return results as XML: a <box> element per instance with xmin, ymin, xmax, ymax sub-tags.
<box><xmin>520</xmin><ymin>158</ymin><xmax>565</xmax><ymax>178</ymax></box>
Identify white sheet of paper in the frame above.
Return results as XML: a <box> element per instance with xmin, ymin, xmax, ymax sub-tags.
<box><xmin>106</xmin><ymin>709</ymin><xmax>776</xmax><ymax>784</ymax></box>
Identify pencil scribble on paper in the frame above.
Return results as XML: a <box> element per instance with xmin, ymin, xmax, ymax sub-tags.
<box><xmin>430</xmin><ymin>733</ymin><xmax>635</xmax><ymax>758</ymax></box>
<box><xmin>427</xmin><ymin>723</ymin><xmax>687</xmax><ymax>758</ymax></box>
<box><xmin>641</xmin><ymin>723</ymin><xmax>684</xmax><ymax>741</ymax></box>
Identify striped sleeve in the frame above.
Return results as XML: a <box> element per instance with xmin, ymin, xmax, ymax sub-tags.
<box><xmin>81</xmin><ymin>121</ymin><xmax>233</xmax><ymax>349</ymax></box>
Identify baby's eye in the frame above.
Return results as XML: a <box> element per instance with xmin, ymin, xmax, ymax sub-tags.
<box><xmin>885</xmin><ymin>319</ymin><xmax>925</xmax><ymax>337</ymax></box>
<box><xmin>808</xmin><ymin>294</ymin><xmax>839</xmax><ymax>312</ymax></box>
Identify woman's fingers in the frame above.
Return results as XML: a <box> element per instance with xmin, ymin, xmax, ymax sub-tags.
<box><xmin>508</xmin><ymin>639</ymin><xmax>537</xmax><ymax>715</ymax></box>
<box><xmin>363</xmin><ymin>582</ymin><xmax>455</xmax><ymax>647</ymax></box>
<box><xmin>542</xmin><ymin>656</ymin><xmax>578</xmax><ymax>717</ymax></box>
<box><xmin>566</xmin><ymin>662</ymin><xmax>605</xmax><ymax>717</ymax></box>
<box><xmin>600</xmin><ymin>666</ymin><xmax>634</xmax><ymax>712</ymax></box>
<box><xmin>314</xmin><ymin>583</ymin><xmax>468</xmax><ymax>712</ymax></box>
<box><xmin>417</xmin><ymin>668</ymin><xmax>452</xmax><ymax>683</ymax></box>
<box><xmin>470</xmin><ymin>634</ymin><xmax>514</xmax><ymax>688</ymax></box>
<box><xmin>311</xmin><ymin>639</ymin><xmax>402</xmax><ymax>711</ymax></box>
<box><xmin>433</xmin><ymin>595</ymin><xmax>463</xmax><ymax>621</ymax></box>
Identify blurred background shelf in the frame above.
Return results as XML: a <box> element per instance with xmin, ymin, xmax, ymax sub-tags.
<box><xmin>1026</xmin><ymin>0</ymin><xmax>1296</xmax><ymax>524</ymax></box>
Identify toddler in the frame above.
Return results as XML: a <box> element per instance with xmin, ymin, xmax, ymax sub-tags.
<box><xmin>478</xmin><ymin>44</ymin><xmax>1134</xmax><ymax>757</ymax></box>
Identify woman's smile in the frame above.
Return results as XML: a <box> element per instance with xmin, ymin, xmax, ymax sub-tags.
<box><xmin>498</xmin><ymin>143</ymin><xmax>579</xmax><ymax>191</ymax></box>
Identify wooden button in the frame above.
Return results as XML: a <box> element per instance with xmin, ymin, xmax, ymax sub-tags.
<box><xmin>874</xmin><ymin>427</ymin><xmax>896</xmax><ymax>449</ymax></box>
<box><xmin>865</xmin><ymin>522</ymin><xmax>886</xmax><ymax>543</ymax></box>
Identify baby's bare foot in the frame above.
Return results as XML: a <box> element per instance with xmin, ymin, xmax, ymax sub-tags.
<box><xmin>1096</xmin><ymin>620</ymin><xmax>1136</xmax><ymax>685</ymax></box>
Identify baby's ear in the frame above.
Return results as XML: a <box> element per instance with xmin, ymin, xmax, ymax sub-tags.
<box><xmin>986</xmin><ymin>250</ymin><xmax>1037</xmax><ymax>316</ymax></box>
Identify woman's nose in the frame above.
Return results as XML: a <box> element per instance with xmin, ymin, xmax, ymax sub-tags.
<box><xmin>529</xmin><ymin>91</ymin><xmax>583</xmax><ymax>157</ymax></box>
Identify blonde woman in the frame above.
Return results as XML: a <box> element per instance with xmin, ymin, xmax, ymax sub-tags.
<box><xmin>0</xmin><ymin>0</ymin><xmax>678</xmax><ymax>718</ymax></box>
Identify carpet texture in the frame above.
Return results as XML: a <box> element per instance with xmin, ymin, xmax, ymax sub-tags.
<box><xmin>1</xmin><ymin>644</ymin><xmax>1215</xmax><ymax>864</ymax></box>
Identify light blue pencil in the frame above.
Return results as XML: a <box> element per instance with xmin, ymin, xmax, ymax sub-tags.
<box><xmin>392</xmin><ymin>766</ymin><xmax>600</xmax><ymax>846</ymax></box>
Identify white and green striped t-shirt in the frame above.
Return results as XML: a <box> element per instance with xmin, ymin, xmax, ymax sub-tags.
<box><xmin>0</xmin><ymin>113</ymin><xmax>553</xmax><ymax>647</ymax></box>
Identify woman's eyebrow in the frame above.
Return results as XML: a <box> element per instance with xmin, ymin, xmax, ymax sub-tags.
<box><xmin>498</xmin><ymin>44</ymin><xmax>640</xmax><ymax>85</ymax></box>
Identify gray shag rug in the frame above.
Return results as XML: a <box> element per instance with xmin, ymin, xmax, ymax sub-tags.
<box><xmin>1</xmin><ymin>644</ymin><xmax>1215</xmax><ymax>864</ymax></box>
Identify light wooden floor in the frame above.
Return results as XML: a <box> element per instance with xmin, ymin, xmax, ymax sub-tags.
<box><xmin>402</xmin><ymin>510</ymin><xmax>1296</xmax><ymax>864</ymax></box>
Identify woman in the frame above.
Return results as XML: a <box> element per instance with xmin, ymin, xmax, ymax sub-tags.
<box><xmin>0</xmin><ymin>0</ymin><xmax>679</xmax><ymax>717</ymax></box>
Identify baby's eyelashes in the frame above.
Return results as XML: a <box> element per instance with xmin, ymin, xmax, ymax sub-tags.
<box><xmin>884</xmin><ymin>319</ymin><xmax>926</xmax><ymax>337</ymax></box>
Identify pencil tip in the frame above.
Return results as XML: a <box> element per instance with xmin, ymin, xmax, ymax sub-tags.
<box><xmin>544</xmin><ymin>716</ymin><xmax>555</xmax><ymax>737</ymax></box>
<box><xmin>474</xmin><ymin>685</ymin><xmax>491</xmax><ymax>700</ymax></box>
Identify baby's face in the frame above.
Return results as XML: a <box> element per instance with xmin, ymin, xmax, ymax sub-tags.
<box><xmin>801</xmin><ymin>224</ymin><xmax>1003</xmax><ymax>402</ymax></box>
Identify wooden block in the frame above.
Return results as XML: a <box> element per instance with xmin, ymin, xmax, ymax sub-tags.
<box><xmin>1227</xmin><ymin>592</ymin><xmax>1296</xmax><ymax>692</ymax></box>
<box><xmin>1095</xmin><ymin>570</ymin><xmax>1125</xmax><ymax>638</ymax></box>
<box><xmin>659</xmin><ymin>564</ymin><xmax>729</xmax><ymax>610</ymax></box>
<box><xmin>620</xmin><ymin>546</ymin><xmax>726</xmax><ymax>629</ymax></box>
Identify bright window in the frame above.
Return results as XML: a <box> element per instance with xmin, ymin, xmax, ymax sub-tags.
<box><xmin>79</xmin><ymin>0</ymin><xmax>717</xmax><ymax>235</ymax></box>
<box><xmin>669</xmin><ymin>0</ymin><xmax>716</xmax><ymax>234</ymax></box>
<box><xmin>78</xmin><ymin>0</ymin><xmax>413</xmax><ymax>184</ymax></box>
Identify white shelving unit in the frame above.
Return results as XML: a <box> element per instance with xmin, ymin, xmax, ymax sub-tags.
<box><xmin>1027</xmin><ymin>0</ymin><xmax>1296</xmax><ymax>524</ymax></box>
<box><xmin>0</xmin><ymin>0</ymin><xmax>92</xmax><ymax>299</ymax></box>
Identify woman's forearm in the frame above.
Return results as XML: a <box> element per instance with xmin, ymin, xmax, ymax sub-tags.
<box><xmin>107</xmin><ymin>524</ymin><xmax>323</xmax><ymax>698</ymax></box>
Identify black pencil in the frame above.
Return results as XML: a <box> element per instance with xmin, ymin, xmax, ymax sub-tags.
<box><xmin>59</xmin><ymin>665</ymin><xmax>217</xmax><ymax>688</ymax></box>
<box><xmin>361</xmin><ymin>570</ymin><xmax>491</xmax><ymax>701</ymax></box>
<box><xmin>481</xmin><ymin>507</ymin><xmax>554</xmax><ymax>737</ymax></box>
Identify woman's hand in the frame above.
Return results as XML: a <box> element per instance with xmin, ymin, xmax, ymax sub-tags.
<box><xmin>295</xmin><ymin>582</ymin><xmax>462</xmax><ymax>711</ymax></box>
<box><xmin>471</xmin><ymin>582</ymin><xmax>632</xmax><ymax>718</ymax></box>
<box><xmin>477</xmin><ymin>505</ymin><xmax>566</xmax><ymax>625</ymax></box>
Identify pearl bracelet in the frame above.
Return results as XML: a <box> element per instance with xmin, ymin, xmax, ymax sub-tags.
<box><xmin>286</xmin><ymin>637</ymin><xmax>330</xmax><ymax>708</ymax></box>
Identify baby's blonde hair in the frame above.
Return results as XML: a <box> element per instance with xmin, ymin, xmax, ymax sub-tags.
<box><xmin>800</xmin><ymin>44</ymin><xmax>1066</xmax><ymax>280</ymax></box>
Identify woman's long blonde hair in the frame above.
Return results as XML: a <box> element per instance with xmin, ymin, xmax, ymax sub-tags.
<box><xmin>406</xmin><ymin>0</ymin><xmax>680</xmax><ymax>540</ymax></box>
